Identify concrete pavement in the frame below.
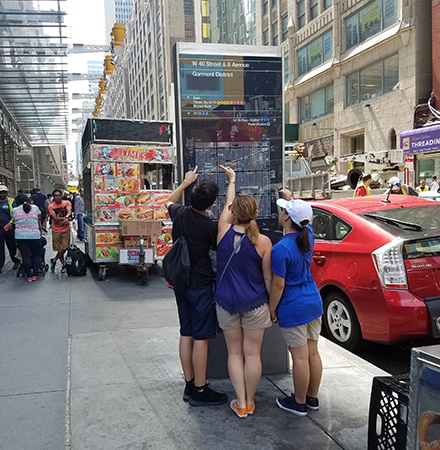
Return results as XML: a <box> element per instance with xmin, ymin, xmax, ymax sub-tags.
<box><xmin>0</xmin><ymin>238</ymin><xmax>388</xmax><ymax>450</ymax></box>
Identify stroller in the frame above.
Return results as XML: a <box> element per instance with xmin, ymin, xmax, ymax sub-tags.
<box><xmin>16</xmin><ymin>236</ymin><xmax>50</xmax><ymax>278</ymax></box>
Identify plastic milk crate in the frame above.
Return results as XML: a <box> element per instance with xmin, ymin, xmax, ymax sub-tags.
<box><xmin>368</xmin><ymin>374</ymin><xmax>410</xmax><ymax>450</ymax></box>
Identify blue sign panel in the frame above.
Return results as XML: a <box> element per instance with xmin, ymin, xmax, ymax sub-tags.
<box><xmin>401</xmin><ymin>124</ymin><xmax>440</xmax><ymax>155</ymax></box>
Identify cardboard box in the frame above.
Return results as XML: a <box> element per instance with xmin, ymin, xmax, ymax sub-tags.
<box><xmin>124</xmin><ymin>237</ymin><xmax>152</xmax><ymax>248</ymax></box>
<box><xmin>119</xmin><ymin>248</ymin><xmax>154</xmax><ymax>265</ymax></box>
<box><xmin>120</xmin><ymin>220</ymin><xmax>163</xmax><ymax>237</ymax></box>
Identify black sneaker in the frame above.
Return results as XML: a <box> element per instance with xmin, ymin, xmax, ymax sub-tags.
<box><xmin>306</xmin><ymin>395</ymin><xmax>319</xmax><ymax>411</ymax></box>
<box><xmin>276</xmin><ymin>394</ymin><xmax>307</xmax><ymax>416</ymax></box>
<box><xmin>50</xmin><ymin>258</ymin><xmax>56</xmax><ymax>272</ymax></box>
<box><xmin>189</xmin><ymin>384</ymin><xmax>228</xmax><ymax>406</ymax></box>
<box><xmin>13</xmin><ymin>262</ymin><xmax>20</xmax><ymax>270</ymax></box>
<box><xmin>183</xmin><ymin>379</ymin><xmax>194</xmax><ymax>402</ymax></box>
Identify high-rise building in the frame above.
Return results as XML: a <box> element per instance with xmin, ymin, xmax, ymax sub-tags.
<box><xmin>256</xmin><ymin>0</ymin><xmax>432</xmax><ymax>180</ymax></box>
<box><xmin>105</xmin><ymin>0</ymin><xmax>205</xmax><ymax>121</ymax></box>
<box><xmin>209</xmin><ymin>0</ymin><xmax>256</xmax><ymax>45</ymax></box>
<box><xmin>104</xmin><ymin>0</ymin><xmax>134</xmax><ymax>44</ymax></box>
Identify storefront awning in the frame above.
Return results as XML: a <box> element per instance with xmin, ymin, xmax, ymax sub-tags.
<box><xmin>401</xmin><ymin>124</ymin><xmax>440</xmax><ymax>155</ymax></box>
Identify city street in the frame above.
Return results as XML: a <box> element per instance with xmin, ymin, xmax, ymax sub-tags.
<box><xmin>0</xmin><ymin>239</ymin><xmax>389</xmax><ymax>450</ymax></box>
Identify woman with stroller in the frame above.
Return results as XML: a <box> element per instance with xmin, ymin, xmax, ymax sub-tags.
<box><xmin>214</xmin><ymin>165</ymin><xmax>272</xmax><ymax>418</ymax></box>
<box><xmin>5</xmin><ymin>194</ymin><xmax>41</xmax><ymax>282</ymax></box>
<box><xmin>269</xmin><ymin>190</ymin><xmax>323</xmax><ymax>416</ymax></box>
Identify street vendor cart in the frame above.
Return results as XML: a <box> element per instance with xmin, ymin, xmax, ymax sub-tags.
<box><xmin>81</xmin><ymin>118</ymin><xmax>174</xmax><ymax>282</ymax></box>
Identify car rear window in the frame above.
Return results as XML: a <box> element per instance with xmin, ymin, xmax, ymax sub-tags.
<box><xmin>404</xmin><ymin>238</ymin><xmax>440</xmax><ymax>259</ymax></box>
<box><xmin>362</xmin><ymin>205</ymin><xmax>440</xmax><ymax>231</ymax></box>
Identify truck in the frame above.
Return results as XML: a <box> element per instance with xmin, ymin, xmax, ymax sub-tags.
<box><xmin>284</xmin><ymin>143</ymin><xmax>404</xmax><ymax>199</ymax></box>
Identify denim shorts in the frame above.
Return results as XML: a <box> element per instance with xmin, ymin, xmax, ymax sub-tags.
<box><xmin>175</xmin><ymin>283</ymin><xmax>217</xmax><ymax>340</ymax></box>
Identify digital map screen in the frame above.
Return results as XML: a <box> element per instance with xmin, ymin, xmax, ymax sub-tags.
<box><xmin>176</xmin><ymin>46</ymin><xmax>283</xmax><ymax>228</ymax></box>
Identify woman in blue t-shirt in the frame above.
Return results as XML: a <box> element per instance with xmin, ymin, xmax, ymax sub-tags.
<box><xmin>269</xmin><ymin>192</ymin><xmax>323</xmax><ymax>416</ymax></box>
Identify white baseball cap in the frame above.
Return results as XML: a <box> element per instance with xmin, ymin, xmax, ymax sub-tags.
<box><xmin>276</xmin><ymin>198</ymin><xmax>313</xmax><ymax>228</ymax></box>
<box><xmin>0</xmin><ymin>184</ymin><xmax>8</xmax><ymax>192</ymax></box>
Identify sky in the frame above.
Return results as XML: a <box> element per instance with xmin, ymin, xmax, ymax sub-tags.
<box><xmin>65</xmin><ymin>0</ymin><xmax>108</xmax><ymax>170</ymax></box>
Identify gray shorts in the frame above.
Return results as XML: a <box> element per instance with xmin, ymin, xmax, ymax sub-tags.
<box><xmin>216</xmin><ymin>303</ymin><xmax>272</xmax><ymax>331</ymax></box>
<box><xmin>279</xmin><ymin>316</ymin><xmax>322</xmax><ymax>348</ymax></box>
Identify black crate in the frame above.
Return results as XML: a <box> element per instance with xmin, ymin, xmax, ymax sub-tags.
<box><xmin>368</xmin><ymin>374</ymin><xmax>410</xmax><ymax>450</ymax></box>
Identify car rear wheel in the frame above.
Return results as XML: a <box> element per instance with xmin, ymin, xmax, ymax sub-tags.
<box><xmin>323</xmin><ymin>291</ymin><xmax>363</xmax><ymax>351</ymax></box>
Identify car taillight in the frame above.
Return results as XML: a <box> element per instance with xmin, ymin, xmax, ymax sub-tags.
<box><xmin>372</xmin><ymin>240</ymin><xmax>408</xmax><ymax>289</ymax></box>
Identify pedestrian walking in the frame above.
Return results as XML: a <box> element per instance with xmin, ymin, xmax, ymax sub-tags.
<box><xmin>269</xmin><ymin>192</ymin><xmax>323</xmax><ymax>417</ymax></box>
<box><xmin>430</xmin><ymin>175</ymin><xmax>439</xmax><ymax>192</ymax></box>
<box><xmin>48</xmin><ymin>189</ymin><xmax>72</xmax><ymax>273</ymax></box>
<box><xmin>214</xmin><ymin>165</ymin><xmax>272</xmax><ymax>418</ymax></box>
<box><xmin>0</xmin><ymin>184</ymin><xmax>20</xmax><ymax>273</ymax></box>
<box><xmin>353</xmin><ymin>174</ymin><xmax>372</xmax><ymax>197</ymax></box>
<box><xmin>6</xmin><ymin>194</ymin><xmax>41</xmax><ymax>282</ymax></box>
<box><xmin>75</xmin><ymin>188</ymin><xmax>85</xmax><ymax>241</ymax></box>
<box><xmin>31</xmin><ymin>187</ymin><xmax>49</xmax><ymax>232</ymax></box>
<box><xmin>164</xmin><ymin>166</ymin><xmax>228</xmax><ymax>407</ymax></box>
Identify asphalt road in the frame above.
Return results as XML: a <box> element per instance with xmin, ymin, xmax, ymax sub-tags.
<box><xmin>349</xmin><ymin>337</ymin><xmax>440</xmax><ymax>375</ymax></box>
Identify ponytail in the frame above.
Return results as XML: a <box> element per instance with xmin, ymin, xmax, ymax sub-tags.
<box><xmin>295</xmin><ymin>222</ymin><xmax>312</xmax><ymax>254</ymax></box>
<box><xmin>245</xmin><ymin>219</ymin><xmax>259</xmax><ymax>246</ymax></box>
<box><xmin>23</xmin><ymin>202</ymin><xmax>31</xmax><ymax>214</ymax></box>
<box><xmin>231</xmin><ymin>194</ymin><xmax>259</xmax><ymax>246</ymax></box>
<box><xmin>16</xmin><ymin>193</ymin><xmax>31</xmax><ymax>213</ymax></box>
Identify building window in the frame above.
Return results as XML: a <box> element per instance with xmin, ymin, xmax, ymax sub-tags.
<box><xmin>263</xmin><ymin>29</ymin><xmax>269</xmax><ymax>45</ymax></box>
<box><xmin>157</xmin><ymin>34</ymin><xmax>162</xmax><ymax>51</ymax></box>
<box><xmin>346</xmin><ymin>54</ymin><xmax>398</xmax><ymax>106</ymax></box>
<box><xmin>345</xmin><ymin>0</ymin><xmax>398</xmax><ymax>51</ymax></box>
<box><xmin>184</xmin><ymin>0</ymin><xmax>194</xmax><ymax>15</ymax></box>
<box><xmin>263</xmin><ymin>0</ymin><xmax>268</xmax><ymax>15</ymax></box>
<box><xmin>389</xmin><ymin>128</ymin><xmax>397</xmax><ymax>149</ymax></box>
<box><xmin>272</xmin><ymin>0</ymin><xmax>277</xmax><ymax>6</ymax></box>
<box><xmin>159</xmin><ymin>75</ymin><xmax>164</xmax><ymax>92</ymax></box>
<box><xmin>324</xmin><ymin>0</ymin><xmax>332</xmax><ymax>9</ymax></box>
<box><xmin>299</xmin><ymin>84</ymin><xmax>334</xmax><ymax>123</ymax></box>
<box><xmin>272</xmin><ymin>22</ymin><xmax>278</xmax><ymax>46</ymax></box>
<box><xmin>310</xmin><ymin>0</ymin><xmax>319</xmax><ymax>19</ymax></box>
<box><xmin>284</xmin><ymin>55</ymin><xmax>289</xmax><ymax>84</ymax></box>
<box><xmin>158</xmin><ymin>54</ymin><xmax>163</xmax><ymax>72</ymax></box>
<box><xmin>282</xmin><ymin>15</ymin><xmax>288</xmax><ymax>41</ymax></box>
<box><xmin>297</xmin><ymin>30</ymin><xmax>333</xmax><ymax>77</ymax></box>
<box><xmin>297</xmin><ymin>0</ymin><xmax>306</xmax><ymax>29</ymax></box>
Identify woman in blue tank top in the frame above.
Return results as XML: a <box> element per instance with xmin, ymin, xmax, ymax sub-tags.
<box><xmin>215</xmin><ymin>166</ymin><xmax>272</xmax><ymax>418</ymax></box>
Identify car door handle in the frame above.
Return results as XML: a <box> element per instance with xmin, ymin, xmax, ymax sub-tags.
<box><xmin>312</xmin><ymin>256</ymin><xmax>326</xmax><ymax>266</ymax></box>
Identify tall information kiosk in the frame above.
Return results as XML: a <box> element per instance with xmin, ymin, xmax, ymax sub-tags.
<box><xmin>174</xmin><ymin>43</ymin><xmax>283</xmax><ymax>240</ymax></box>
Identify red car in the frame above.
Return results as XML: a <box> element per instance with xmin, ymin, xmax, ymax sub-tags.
<box><xmin>310</xmin><ymin>195</ymin><xmax>440</xmax><ymax>350</ymax></box>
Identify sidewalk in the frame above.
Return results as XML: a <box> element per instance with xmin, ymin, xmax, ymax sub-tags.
<box><xmin>0</xmin><ymin>238</ymin><xmax>388</xmax><ymax>450</ymax></box>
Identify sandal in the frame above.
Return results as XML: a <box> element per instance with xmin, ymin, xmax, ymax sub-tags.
<box><xmin>230</xmin><ymin>400</ymin><xmax>247</xmax><ymax>418</ymax></box>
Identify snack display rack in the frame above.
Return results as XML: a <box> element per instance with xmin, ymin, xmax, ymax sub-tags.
<box><xmin>82</xmin><ymin>119</ymin><xmax>174</xmax><ymax>282</ymax></box>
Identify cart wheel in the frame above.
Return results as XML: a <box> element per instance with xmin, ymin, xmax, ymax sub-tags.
<box><xmin>98</xmin><ymin>267</ymin><xmax>107</xmax><ymax>281</ymax></box>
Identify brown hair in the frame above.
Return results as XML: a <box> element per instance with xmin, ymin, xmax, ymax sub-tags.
<box><xmin>231</xmin><ymin>194</ymin><xmax>259</xmax><ymax>246</ymax></box>
<box><xmin>362</xmin><ymin>174</ymin><xmax>372</xmax><ymax>182</ymax></box>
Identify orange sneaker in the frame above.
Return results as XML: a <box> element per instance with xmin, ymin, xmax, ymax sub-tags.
<box><xmin>246</xmin><ymin>403</ymin><xmax>255</xmax><ymax>415</ymax></box>
<box><xmin>230</xmin><ymin>400</ymin><xmax>247</xmax><ymax>418</ymax></box>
